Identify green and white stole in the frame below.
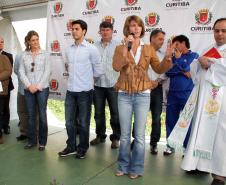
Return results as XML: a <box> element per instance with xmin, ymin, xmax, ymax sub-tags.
<box><xmin>168</xmin><ymin>82</ymin><xmax>223</xmax><ymax>159</ymax></box>
<box><xmin>167</xmin><ymin>84</ymin><xmax>199</xmax><ymax>151</ymax></box>
<box><xmin>193</xmin><ymin>83</ymin><xmax>223</xmax><ymax>159</ymax></box>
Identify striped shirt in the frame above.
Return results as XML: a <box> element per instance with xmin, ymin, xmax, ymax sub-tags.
<box><xmin>94</xmin><ymin>39</ymin><xmax>120</xmax><ymax>88</ymax></box>
<box><xmin>19</xmin><ymin>50</ymin><xmax>51</xmax><ymax>89</ymax></box>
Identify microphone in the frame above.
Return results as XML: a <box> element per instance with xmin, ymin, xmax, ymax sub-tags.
<box><xmin>128</xmin><ymin>33</ymin><xmax>134</xmax><ymax>51</ymax></box>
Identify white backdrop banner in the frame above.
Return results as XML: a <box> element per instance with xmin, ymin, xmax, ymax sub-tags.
<box><xmin>47</xmin><ymin>0</ymin><xmax>226</xmax><ymax>100</ymax></box>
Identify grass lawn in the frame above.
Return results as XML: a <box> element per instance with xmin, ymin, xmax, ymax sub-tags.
<box><xmin>48</xmin><ymin>99</ymin><xmax>166</xmax><ymax>138</ymax></box>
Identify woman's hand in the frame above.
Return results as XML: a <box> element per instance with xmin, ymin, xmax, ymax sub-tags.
<box><xmin>151</xmin><ymin>80</ymin><xmax>158</xmax><ymax>89</ymax></box>
<box><xmin>182</xmin><ymin>71</ymin><xmax>191</xmax><ymax>78</ymax></box>
<box><xmin>123</xmin><ymin>35</ymin><xmax>135</xmax><ymax>56</ymax></box>
<box><xmin>28</xmin><ymin>85</ymin><xmax>38</xmax><ymax>94</ymax></box>
<box><xmin>174</xmin><ymin>48</ymin><xmax>182</xmax><ymax>58</ymax></box>
<box><xmin>164</xmin><ymin>42</ymin><xmax>174</xmax><ymax>68</ymax></box>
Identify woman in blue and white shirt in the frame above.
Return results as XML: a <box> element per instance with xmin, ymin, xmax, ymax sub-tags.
<box><xmin>19</xmin><ymin>30</ymin><xmax>51</xmax><ymax>151</ymax></box>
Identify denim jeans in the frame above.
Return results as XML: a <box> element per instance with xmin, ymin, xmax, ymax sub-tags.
<box><xmin>24</xmin><ymin>88</ymin><xmax>49</xmax><ymax>146</ymax></box>
<box><xmin>65</xmin><ymin>90</ymin><xmax>93</xmax><ymax>153</ymax></box>
<box><xmin>150</xmin><ymin>84</ymin><xmax>163</xmax><ymax>146</ymax></box>
<box><xmin>93</xmin><ymin>86</ymin><xmax>120</xmax><ymax>141</ymax></box>
<box><xmin>117</xmin><ymin>92</ymin><xmax>150</xmax><ymax>175</ymax></box>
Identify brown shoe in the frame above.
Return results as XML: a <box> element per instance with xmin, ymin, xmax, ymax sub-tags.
<box><xmin>211</xmin><ymin>179</ymin><xmax>225</xmax><ymax>185</ymax></box>
<box><xmin>111</xmin><ymin>140</ymin><xmax>119</xmax><ymax>149</ymax></box>
<box><xmin>0</xmin><ymin>135</ymin><xmax>4</xmax><ymax>144</ymax></box>
<box><xmin>129</xmin><ymin>174</ymin><xmax>141</xmax><ymax>179</ymax></box>
<box><xmin>90</xmin><ymin>137</ymin><xmax>105</xmax><ymax>145</ymax></box>
<box><xmin>115</xmin><ymin>171</ymin><xmax>124</xmax><ymax>177</ymax></box>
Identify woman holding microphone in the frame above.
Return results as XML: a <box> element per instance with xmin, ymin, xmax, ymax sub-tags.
<box><xmin>113</xmin><ymin>15</ymin><xmax>173</xmax><ymax>179</ymax></box>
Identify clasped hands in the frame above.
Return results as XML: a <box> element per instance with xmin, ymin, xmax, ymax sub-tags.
<box><xmin>27</xmin><ymin>84</ymin><xmax>42</xmax><ymax>94</ymax></box>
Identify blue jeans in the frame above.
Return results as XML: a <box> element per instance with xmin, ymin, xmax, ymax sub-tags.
<box><xmin>65</xmin><ymin>90</ymin><xmax>93</xmax><ymax>153</ymax></box>
<box><xmin>93</xmin><ymin>86</ymin><xmax>120</xmax><ymax>141</ymax></box>
<box><xmin>117</xmin><ymin>92</ymin><xmax>150</xmax><ymax>175</ymax></box>
<box><xmin>24</xmin><ymin>88</ymin><xmax>49</xmax><ymax>146</ymax></box>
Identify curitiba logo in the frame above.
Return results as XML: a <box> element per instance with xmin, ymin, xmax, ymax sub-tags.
<box><xmin>145</xmin><ymin>13</ymin><xmax>160</xmax><ymax>27</ymax></box>
<box><xmin>125</xmin><ymin>0</ymin><xmax>138</xmax><ymax>6</ymax></box>
<box><xmin>195</xmin><ymin>9</ymin><xmax>212</xmax><ymax>25</ymax></box>
<box><xmin>102</xmin><ymin>16</ymin><xmax>115</xmax><ymax>25</ymax></box>
<box><xmin>51</xmin><ymin>40</ymin><xmax>60</xmax><ymax>52</ymax></box>
<box><xmin>86</xmin><ymin>0</ymin><xmax>97</xmax><ymax>10</ymax></box>
<box><xmin>50</xmin><ymin>79</ymin><xmax>59</xmax><ymax>91</ymax></box>
<box><xmin>67</xmin><ymin>19</ymin><xmax>75</xmax><ymax>31</ymax></box>
<box><xmin>54</xmin><ymin>2</ymin><xmax>63</xmax><ymax>14</ymax></box>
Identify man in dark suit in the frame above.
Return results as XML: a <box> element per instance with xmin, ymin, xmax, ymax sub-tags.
<box><xmin>0</xmin><ymin>36</ymin><xmax>14</xmax><ymax>134</ymax></box>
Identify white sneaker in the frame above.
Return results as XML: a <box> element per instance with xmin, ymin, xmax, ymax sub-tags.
<box><xmin>163</xmin><ymin>147</ymin><xmax>174</xmax><ymax>156</ymax></box>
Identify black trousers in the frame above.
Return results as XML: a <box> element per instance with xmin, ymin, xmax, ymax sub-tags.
<box><xmin>150</xmin><ymin>84</ymin><xmax>163</xmax><ymax>146</ymax></box>
<box><xmin>1</xmin><ymin>93</ymin><xmax>10</xmax><ymax>131</ymax></box>
<box><xmin>0</xmin><ymin>96</ymin><xmax>8</xmax><ymax>135</ymax></box>
<box><xmin>131</xmin><ymin>85</ymin><xmax>163</xmax><ymax>146</ymax></box>
<box><xmin>93</xmin><ymin>86</ymin><xmax>120</xmax><ymax>141</ymax></box>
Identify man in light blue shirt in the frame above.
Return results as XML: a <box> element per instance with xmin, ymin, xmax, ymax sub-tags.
<box><xmin>90</xmin><ymin>21</ymin><xmax>120</xmax><ymax>149</ymax></box>
<box><xmin>58</xmin><ymin>20</ymin><xmax>104</xmax><ymax>159</ymax></box>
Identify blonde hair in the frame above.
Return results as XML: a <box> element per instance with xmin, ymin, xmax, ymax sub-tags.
<box><xmin>123</xmin><ymin>15</ymin><xmax>145</xmax><ymax>38</ymax></box>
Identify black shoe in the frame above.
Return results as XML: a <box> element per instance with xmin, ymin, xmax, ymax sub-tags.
<box><xmin>0</xmin><ymin>134</ymin><xmax>3</xmax><ymax>144</ymax></box>
<box><xmin>185</xmin><ymin>169</ymin><xmax>209</xmax><ymax>175</ymax></box>
<box><xmin>150</xmin><ymin>145</ymin><xmax>158</xmax><ymax>155</ymax></box>
<box><xmin>58</xmin><ymin>147</ymin><xmax>76</xmax><ymax>157</ymax></box>
<box><xmin>16</xmin><ymin>135</ymin><xmax>27</xmax><ymax>141</ymax></box>
<box><xmin>90</xmin><ymin>137</ymin><xmax>105</xmax><ymax>145</ymax></box>
<box><xmin>3</xmin><ymin>127</ymin><xmax>10</xmax><ymax>135</ymax></box>
<box><xmin>38</xmin><ymin>146</ymin><xmax>45</xmax><ymax>151</ymax></box>
<box><xmin>24</xmin><ymin>143</ymin><xmax>36</xmax><ymax>149</ymax></box>
<box><xmin>130</xmin><ymin>139</ymin><xmax>134</xmax><ymax>150</ymax></box>
<box><xmin>75</xmin><ymin>151</ymin><xmax>86</xmax><ymax>159</ymax></box>
<box><xmin>111</xmin><ymin>140</ymin><xmax>119</xmax><ymax>149</ymax></box>
<box><xmin>211</xmin><ymin>179</ymin><xmax>225</xmax><ymax>185</ymax></box>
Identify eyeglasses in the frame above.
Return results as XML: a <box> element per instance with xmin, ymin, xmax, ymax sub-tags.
<box><xmin>31</xmin><ymin>62</ymin><xmax>35</xmax><ymax>72</ymax></box>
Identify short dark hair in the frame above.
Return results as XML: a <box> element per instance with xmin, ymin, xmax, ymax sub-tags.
<box><xmin>99</xmin><ymin>21</ymin><xmax>113</xmax><ymax>30</ymax></box>
<box><xmin>150</xmin><ymin>29</ymin><xmax>165</xmax><ymax>42</ymax></box>
<box><xmin>72</xmin><ymin>19</ymin><xmax>88</xmax><ymax>35</ymax></box>
<box><xmin>213</xmin><ymin>18</ymin><xmax>226</xmax><ymax>28</ymax></box>
<box><xmin>172</xmin><ymin>35</ymin><xmax>190</xmax><ymax>49</ymax></box>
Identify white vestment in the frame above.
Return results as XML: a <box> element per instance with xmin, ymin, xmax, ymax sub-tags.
<box><xmin>181</xmin><ymin>43</ymin><xmax>226</xmax><ymax>177</ymax></box>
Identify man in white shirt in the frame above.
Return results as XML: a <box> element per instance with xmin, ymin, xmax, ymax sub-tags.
<box><xmin>148</xmin><ymin>29</ymin><xmax>167</xmax><ymax>154</ymax></box>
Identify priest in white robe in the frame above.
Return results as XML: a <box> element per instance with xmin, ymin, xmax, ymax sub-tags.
<box><xmin>181</xmin><ymin>18</ymin><xmax>226</xmax><ymax>185</ymax></box>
